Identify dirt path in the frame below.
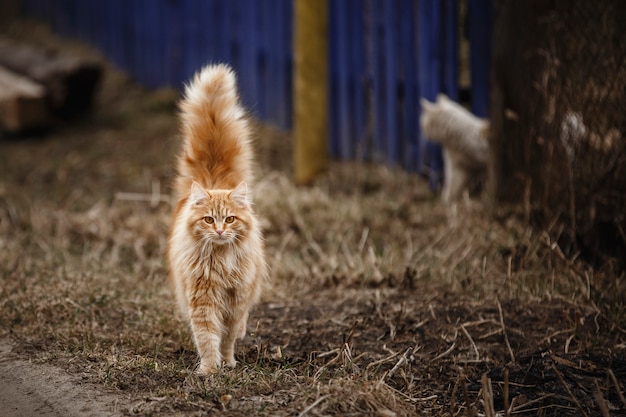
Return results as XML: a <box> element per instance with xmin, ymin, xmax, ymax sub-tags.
<box><xmin>0</xmin><ymin>340</ymin><xmax>129</xmax><ymax>417</ymax></box>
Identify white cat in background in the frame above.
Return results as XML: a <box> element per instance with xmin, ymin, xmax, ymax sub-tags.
<box><xmin>420</xmin><ymin>94</ymin><xmax>489</xmax><ymax>203</ymax></box>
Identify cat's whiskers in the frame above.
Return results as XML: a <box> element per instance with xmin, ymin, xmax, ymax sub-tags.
<box><xmin>198</xmin><ymin>236</ymin><xmax>213</xmax><ymax>260</ymax></box>
<box><xmin>228</xmin><ymin>234</ymin><xmax>244</xmax><ymax>247</ymax></box>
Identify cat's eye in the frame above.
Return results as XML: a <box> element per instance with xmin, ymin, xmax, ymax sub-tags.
<box><xmin>225</xmin><ymin>216</ymin><xmax>235</xmax><ymax>224</ymax></box>
<box><xmin>203</xmin><ymin>216</ymin><xmax>214</xmax><ymax>224</ymax></box>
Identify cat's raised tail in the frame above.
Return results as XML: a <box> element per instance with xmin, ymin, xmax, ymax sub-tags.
<box><xmin>175</xmin><ymin>64</ymin><xmax>253</xmax><ymax>196</ymax></box>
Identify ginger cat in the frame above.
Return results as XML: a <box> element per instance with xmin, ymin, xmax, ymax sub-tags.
<box><xmin>420</xmin><ymin>94</ymin><xmax>489</xmax><ymax>203</ymax></box>
<box><xmin>168</xmin><ymin>64</ymin><xmax>268</xmax><ymax>374</ymax></box>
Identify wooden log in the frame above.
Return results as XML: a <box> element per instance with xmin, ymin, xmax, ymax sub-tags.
<box><xmin>0</xmin><ymin>38</ymin><xmax>102</xmax><ymax>118</ymax></box>
<box><xmin>0</xmin><ymin>65</ymin><xmax>50</xmax><ymax>132</ymax></box>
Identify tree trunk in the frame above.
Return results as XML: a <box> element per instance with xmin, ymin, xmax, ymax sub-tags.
<box><xmin>489</xmin><ymin>0</ymin><xmax>626</xmax><ymax>267</ymax></box>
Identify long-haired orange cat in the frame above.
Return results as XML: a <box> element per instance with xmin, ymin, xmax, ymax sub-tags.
<box><xmin>168</xmin><ymin>64</ymin><xmax>268</xmax><ymax>374</ymax></box>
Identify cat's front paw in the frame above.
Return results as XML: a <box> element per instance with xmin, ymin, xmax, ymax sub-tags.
<box><xmin>223</xmin><ymin>357</ymin><xmax>237</xmax><ymax>368</ymax></box>
<box><xmin>196</xmin><ymin>361</ymin><xmax>219</xmax><ymax>375</ymax></box>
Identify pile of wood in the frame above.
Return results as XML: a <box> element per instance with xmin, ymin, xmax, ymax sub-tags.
<box><xmin>0</xmin><ymin>38</ymin><xmax>102</xmax><ymax>134</ymax></box>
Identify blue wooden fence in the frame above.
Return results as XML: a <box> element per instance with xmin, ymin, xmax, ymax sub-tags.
<box><xmin>20</xmin><ymin>0</ymin><xmax>294</xmax><ymax>128</ymax></box>
<box><xmin>19</xmin><ymin>0</ymin><xmax>491</xmax><ymax>181</ymax></box>
<box><xmin>328</xmin><ymin>0</ymin><xmax>474</xmax><ymax>180</ymax></box>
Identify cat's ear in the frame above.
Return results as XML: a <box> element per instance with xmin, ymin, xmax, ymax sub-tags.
<box><xmin>190</xmin><ymin>182</ymin><xmax>209</xmax><ymax>205</ymax></box>
<box><xmin>230</xmin><ymin>182</ymin><xmax>250</xmax><ymax>207</ymax></box>
<box><xmin>420</xmin><ymin>97</ymin><xmax>435</xmax><ymax>110</ymax></box>
<box><xmin>436</xmin><ymin>93</ymin><xmax>449</xmax><ymax>103</ymax></box>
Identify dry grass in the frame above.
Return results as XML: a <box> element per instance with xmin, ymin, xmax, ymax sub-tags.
<box><xmin>1</xmin><ymin>23</ymin><xmax>625</xmax><ymax>416</ymax></box>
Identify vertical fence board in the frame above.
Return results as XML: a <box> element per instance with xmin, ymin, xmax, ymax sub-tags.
<box><xmin>262</xmin><ymin>0</ymin><xmax>276</xmax><ymax>123</ymax></box>
<box><xmin>182</xmin><ymin>0</ymin><xmax>200</xmax><ymax>86</ymax></box>
<box><xmin>162</xmin><ymin>0</ymin><xmax>180</xmax><ymax>87</ymax></box>
<box><xmin>354</xmin><ymin>0</ymin><xmax>367</xmax><ymax>160</ymax></box>
<box><xmin>469</xmin><ymin>0</ymin><xmax>492</xmax><ymax>117</ymax></box>
<box><xmin>146</xmin><ymin>1</ymin><xmax>161</xmax><ymax>88</ymax></box>
<box><xmin>417</xmin><ymin>0</ymin><xmax>440</xmax><ymax>179</ymax></box>
<box><xmin>362</xmin><ymin>0</ymin><xmax>373</xmax><ymax>161</ymax></box>
<box><xmin>417</xmin><ymin>0</ymin><xmax>449</xmax><ymax>188</ymax></box>
<box><xmin>328</xmin><ymin>0</ymin><xmax>339</xmax><ymax>158</ymax></box>
<box><xmin>261</xmin><ymin>0</ymin><xmax>275</xmax><ymax>123</ymax></box>
<box><xmin>367</xmin><ymin>0</ymin><xmax>384</xmax><ymax>161</ymax></box>
<box><xmin>279</xmin><ymin>0</ymin><xmax>293</xmax><ymax>128</ymax></box>
<box><xmin>257</xmin><ymin>0</ymin><xmax>270</xmax><ymax>121</ymax></box>
<box><xmin>238</xmin><ymin>0</ymin><xmax>253</xmax><ymax>112</ymax></box>
<box><xmin>349</xmin><ymin>0</ymin><xmax>366</xmax><ymax>160</ymax></box>
<box><xmin>399</xmin><ymin>0</ymin><xmax>418</xmax><ymax>171</ymax></box>
<box><xmin>197</xmin><ymin>1</ymin><xmax>213</xmax><ymax>68</ymax></box>
<box><xmin>214</xmin><ymin>1</ymin><xmax>228</xmax><ymax>64</ymax></box>
<box><xmin>443</xmin><ymin>0</ymin><xmax>459</xmax><ymax>100</ymax></box>
<box><xmin>117</xmin><ymin>0</ymin><xmax>128</xmax><ymax>68</ymax></box>
<box><xmin>330</xmin><ymin>0</ymin><xmax>352</xmax><ymax>159</ymax></box>
<box><xmin>383</xmin><ymin>0</ymin><xmax>399</xmax><ymax>165</ymax></box>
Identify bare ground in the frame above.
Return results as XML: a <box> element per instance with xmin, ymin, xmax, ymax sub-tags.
<box><xmin>1</xmin><ymin>22</ymin><xmax>625</xmax><ymax>417</ymax></box>
<box><xmin>0</xmin><ymin>339</ymin><xmax>128</xmax><ymax>417</ymax></box>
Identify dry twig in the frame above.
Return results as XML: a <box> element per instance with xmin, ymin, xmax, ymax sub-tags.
<box><xmin>365</xmin><ymin>349</ymin><xmax>401</xmax><ymax>372</ymax></box>
<box><xmin>114</xmin><ymin>181</ymin><xmax>170</xmax><ymax>207</ymax></box>
<box><xmin>481</xmin><ymin>373</ymin><xmax>496</xmax><ymax>417</ymax></box>
<box><xmin>461</xmin><ymin>375</ymin><xmax>477</xmax><ymax>417</ymax></box>
<box><xmin>378</xmin><ymin>380</ymin><xmax>437</xmax><ymax>403</ymax></box>
<box><xmin>593</xmin><ymin>379</ymin><xmax>610</xmax><ymax>417</ymax></box>
<box><xmin>510</xmin><ymin>394</ymin><xmax>557</xmax><ymax>413</ymax></box>
<box><xmin>433</xmin><ymin>342</ymin><xmax>456</xmax><ymax>361</ymax></box>
<box><xmin>608</xmin><ymin>368</ymin><xmax>626</xmax><ymax>408</ymax></box>
<box><xmin>460</xmin><ymin>324</ymin><xmax>479</xmax><ymax>361</ymax></box>
<box><xmin>496</xmin><ymin>298</ymin><xmax>516</xmax><ymax>363</ymax></box>
<box><xmin>503</xmin><ymin>368</ymin><xmax>511</xmax><ymax>417</ymax></box>
<box><xmin>385</xmin><ymin>347</ymin><xmax>412</xmax><ymax>381</ymax></box>
<box><xmin>550</xmin><ymin>362</ymin><xmax>588</xmax><ymax>417</ymax></box>
<box><xmin>297</xmin><ymin>394</ymin><xmax>330</xmax><ymax>417</ymax></box>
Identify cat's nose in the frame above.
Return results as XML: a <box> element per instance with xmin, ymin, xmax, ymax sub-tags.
<box><xmin>216</xmin><ymin>229</ymin><xmax>224</xmax><ymax>236</ymax></box>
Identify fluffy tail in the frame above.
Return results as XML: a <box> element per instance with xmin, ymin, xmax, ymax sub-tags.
<box><xmin>175</xmin><ymin>64</ymin><xmax>253</xmax><ymax>196</ymax></box>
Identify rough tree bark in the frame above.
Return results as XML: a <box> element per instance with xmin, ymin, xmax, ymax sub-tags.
<box><xmin>489</xmin><ymin>0</ymin><xmax>626</xmax><ymax>266</ymax></box>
